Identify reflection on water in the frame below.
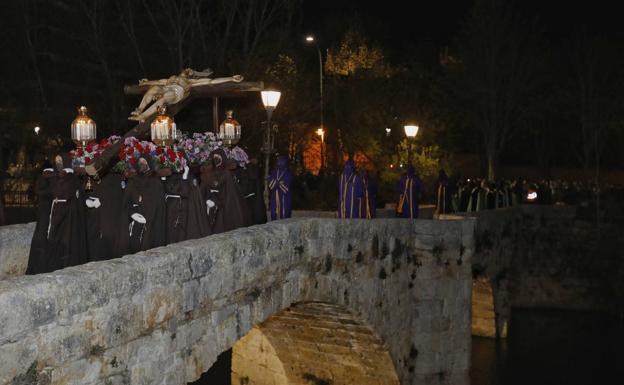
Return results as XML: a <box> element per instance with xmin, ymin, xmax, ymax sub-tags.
<box><xmin>471</xmin><ymin>308</ymin><xmax>624</xmax><ymax>385</ymax></box>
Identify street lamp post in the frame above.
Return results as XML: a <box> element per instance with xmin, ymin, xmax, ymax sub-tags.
<box><xmin>404</xmin><ymin>124</ymin><xmax>419</xmax><ymax>166</ymax></box>
<box><xmin>261</xmin><ymin>90</ymin><xmax>282</xmax><ymax>208</ymax></box>
<box><xmin>306</xmin><ymin>35</ymin><xmax>324</xmax><ymax>143</ymax></box>
<box><xmin>316</xmin><ymin>128</ymin><xmax>324</xmax><ymax>172</ymax></box>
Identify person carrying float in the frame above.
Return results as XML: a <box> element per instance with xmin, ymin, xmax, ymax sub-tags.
<box><xmin>201</xmin><ymin>148</ymin><xmax>249</xmax><ymax>233</ymax></box>
<box><xmin>81</xmin><ymin>136</ymin><xmax>125</xmax><ymax>261</ymax></box>
<box><xmin>116</xmin><ymin>139</ymin><xmax>166</xmax><ymax>255</ymax></box>
<box><xmin>27</xmin><ymin>153</ymin><xmax>89</xmax><ymax>274</ymax></box>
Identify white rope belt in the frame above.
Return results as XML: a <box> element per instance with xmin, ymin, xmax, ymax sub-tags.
<box><xmin>165</xmin><ymin>194</ymin><xmax>181</xmax><ymax>200</ymax></box>
<box><xmin>47</xmin><ymin>198</ymin><xmax>67</xmax><ymax>239</ymax></box>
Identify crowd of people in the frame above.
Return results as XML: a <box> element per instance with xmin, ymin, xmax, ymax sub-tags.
<box><xmin>26</xmin><ymin>134</ymin><xmax>293</xmax><ymax>275</ymax></box>
<box><xmin>335</xmin><ymin>160</ymin><xmax>424</xmax><ymax>219</ymax></box>
<box><xmin>435</xmin><ymin>175</ymin><xmax>623</xmax><ymax>214</ymax></box>
<box><xmin>21</xmin><ymin>131</ymin><xmax>623</xmax><ymax>275</ymax></box>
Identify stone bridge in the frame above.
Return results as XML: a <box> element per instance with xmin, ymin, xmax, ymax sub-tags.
<box><xmin>0</xmin><ymin>216</ymin><xmax>474</xmax><ymax>385</ymax></box>
<box><xmin>452</xmin><ymin>205</ymin><xmax>624</xmax><ymax>338</ymax></box>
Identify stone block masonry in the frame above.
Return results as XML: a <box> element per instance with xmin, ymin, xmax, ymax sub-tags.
<box><xmin>0</xmin><ymin>222</ymin><xmax>33</xmax><ymax>279</ymax></box>
<box><xmin>0</xmin><ymin>216</ymin><xmax>474</xmax><ymax>385</ymax></box>
<box><xmin>232</xmin><ymin>302</ymin><xmax>400</xmax><ymax>385</ymax></box>
<box><xmin>458</xmin><ymin>204</ymin><xmax>624</xmax><ymax>338</ymax></box>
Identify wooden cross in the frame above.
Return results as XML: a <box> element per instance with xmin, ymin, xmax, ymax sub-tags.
<box><xmin>87</xmin><ymin>81</ymin><xmax>263</xmax><ymax>177</ymax></box>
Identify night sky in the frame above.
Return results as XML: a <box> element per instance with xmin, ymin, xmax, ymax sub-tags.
<box><xmin>301</xmin><ymin>0</ymin><xmax>624</xmax><ymax>50</ymax></box>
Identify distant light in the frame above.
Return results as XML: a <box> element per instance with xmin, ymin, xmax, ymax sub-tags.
<box><xmin>261</xmin><ymin>90</ymin><xmax>281</xmax><ymax>109</ymax></box>
<box><xmin>305</xmin><ymin>36</ymin><xmax>315</xmax><ymax>42</ymax></box>
<box><xmin>385</xmin><ymin>127</ymin><xmax>391</xmax><ymax>137</ymax></box>
<box><xmin>399</xmin><ymin>163</ymin><xmax>404</xmax><ymax>168</ymax></box>
<box><xmin>34</xmin><ymin>126</ymin><xmax>40</xmax><ymax>135</ymax></box>
<box><xmin>316</xmin><ymin>128</ymin><xmax>324</xmax><ymax>137</ymax></box>
<box><xmin>527</xmin><ymin>191</ymin><xmax>538</xmax><ymax>201</ymax></box>
<box><xmin>404</xmin><ymin>125</ymin><xmax>419</xmax><ymax>138</ymax></box>
<box><xmin>390</xmin><ymin>164</ymin><xmax>394</xmax><ymax>168</ymax></box>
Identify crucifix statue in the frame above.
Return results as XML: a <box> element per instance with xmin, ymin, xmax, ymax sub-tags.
<box><xmin>87</xmin><ymin>72</ymin><xmax>261</xmax><ymax>178</ymax></box>
<box><xmin>129</xmin><ymin>68</ymin><xmax>243</xmax><ymax>122</ymax></box>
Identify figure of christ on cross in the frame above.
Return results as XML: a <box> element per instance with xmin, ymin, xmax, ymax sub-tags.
<box><xmin>129</xmin><ymin>68</ymin><xmax>243</xmax><ymax>122</ymax></box>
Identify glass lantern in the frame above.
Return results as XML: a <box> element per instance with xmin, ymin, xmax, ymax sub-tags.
<box><xmin>151</xmin><ymin>105</ymin><xmax>177</xmax><ymax>147</ymax></box>
<box><xmin>71</xmin><ymin>106</ymin><xmax>97</xmax><ymax>148</ymax></box>
<box><xmin>218</xmin><ymin>110</ymin><xmax>241</xmax><ymax>146</ymax></box>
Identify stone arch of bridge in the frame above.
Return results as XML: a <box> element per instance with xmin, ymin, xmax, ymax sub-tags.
<box><xmin>472</xmin><ymin>276</ymin><xmax>508</xmax><ymax>338</ymax></box>
<box><xmin>230</xmin><ymin>301</ymin><xmax>400</xmax><ymax>385</ymax></box>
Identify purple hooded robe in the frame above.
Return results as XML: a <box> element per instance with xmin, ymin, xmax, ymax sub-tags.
<box><xmin>338</xmin><ymin>160</ymin><xmax>365</xmax><ymax>218</ymax></box>
<box><xmin>267</xmin><ymin>156</ymin><xmax>293</xmax><ymax>220</ymax></box>
<box><xmin>396</xmin><ymin>165</ymin><xmax>423</xmax><ymax>219</ymax></box>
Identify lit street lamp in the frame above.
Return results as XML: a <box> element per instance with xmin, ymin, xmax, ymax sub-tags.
<box><xmin>404</xmin><ymin>124</ymin><xmax>419</xmax><ymax>165</ymax></box>
<box><xmin>316</xmin><ymin>128</ymin><xmax>325</xmax><ymax>172</ymax></box>
<box><xmin>305</xmin><ymin>35</ymin><xmax>324</xmax><ymax>141</ymax></box>
<box><xmin>261</xmin><ymin>90</ymin><xmax>282</xmax><ymax>208</ymax></box>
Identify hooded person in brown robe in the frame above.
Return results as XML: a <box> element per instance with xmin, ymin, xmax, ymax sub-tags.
<box><xmin>117</xmin><ymin>157</ymin><xmax>166</xmax><ymax>255</ymax></box>
<box><xmin>26</xmin><ymin>163</ymin><xmax>57</xmax><ymax>274</ymax></box>
<box><xmin>27</xmin><ymin>154</ymin><xmax>89</xmax><ymax>274</ymax></box>
<box><xmin>232</xmin><ymin>155</ymin><xmax>266</xmax><ymax>225</ymax></box>
<box><xmin>200</xmin><ymin>148</ymin><xmax>249</xmax><ymax>234</ymax></box>
<box><xmin>245</xmin><ymin>158</ymin><xmax>267</xmax><ymax>225</ymax></box>
<box><xmin>85</xmin><ymin>173</ymin><xmax>125</xmax><ymax>260</ymax></box>
<box><xmin>164</xmin><ymin>165</ymin><xmax>210</xmax><ymax>244</ymax></box>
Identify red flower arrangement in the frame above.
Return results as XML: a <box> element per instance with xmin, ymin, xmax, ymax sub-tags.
<box><xmin>113</xmin><ymin>136</ymin><xmax>186</xmax><ymax>173</ymax></box>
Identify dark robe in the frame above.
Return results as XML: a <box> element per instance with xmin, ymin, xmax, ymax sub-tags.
<box><xmin>28</xmin><ymin>169</ymin><xmax>89</xmax><ymax>273</ymax></box>
<box><xmin>164</xmin><ymin>172</ymin><xmax>210</xmax><ymax>244</ymax></box>
<box><xmin>338</xmin><ymin>161</ymin><xmax>365</xmax><ymax>218</ymax></box>
<box><xmin>361</xmin><ymin>173</ymin><xmax>377</xmax><ymax>219</ymax></box>
<box><xmin>458</xmin><ymin>182</ymin><xmax>473</xmax><ymax>212</ymax></box>
<box><xmin>246</xmin><ymin>163</ymin><xmax>267</xmax><ymax>224</ymax></box>
<box><xmin>396</xmin><ymin>168</ymin><xmax>423</xmax><ymax>219</ymax></box>
<box><xmin>0</xmin><ymin>200</ymin><xmax>5</xmax><ymax>226</ymax></box>
<box><xmin>85</xmin><ymin>174</ymin><xmax>124</xmax><ymax>260</ymax></box>
<box><xmin>486</xmin><ymin>188</ymin><xmax>496</xmax><ymax>210</ymax></box>
<box><xmin>201</xmin><ymin>149</ymin><xmax>249</xmax><ymax>234</ymax></box>
<box><xmin>435</xmin><ymin>172</ymin><xmax>450</xmax><ymax>214</ymax></box>
<box><xmin>26</xmin><ymin>170</ymin><xmax>55</xmax><ymax>274</ymax></box>
<box><xmin>268</xmin><ymin>157</ymin><xmax>293</xmax><ymax>220</ymax></box>
<box><xmin>117</xmin><ymin>173</ymin><xmax>166</xmax><ymax>255</ymax></box>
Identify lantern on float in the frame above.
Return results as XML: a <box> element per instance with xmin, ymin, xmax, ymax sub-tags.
<box><xmin>71</xmin><ymin>106</ymin><xmax>97</xmax><ymax>148</ymax></box>
<box><xmin>218</xmin><ymin>110</ymin><xmax>241</xmax><ymax>146</ymax></box>
<box><xmin>150</xmin><ymin>105</ymin><xmax>177</xmax><ymax>147</ymax></box>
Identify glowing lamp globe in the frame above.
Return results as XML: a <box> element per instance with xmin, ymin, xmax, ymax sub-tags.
<box><xmin>218</xmin><ymin>110</ymin><xmax>242</xmax><ymax>146</ymax></box>
<box><xmin>404</xmin><ymin>125</ymin><xmax>419</xmax><ymax>138</ymax></box>
<box><xmin>261</xmin><ymin>91</ymin><xmax>281</xmax><ymax>110</ymax></box>
<box><xmin>150</xmin><ymin>105</ymin><xmax>177</xmax><ymax>147</ymax></box>
<box><xmin>71</xmin><ymin>106</ymin><xmax>97</xmax><ymax>147</ymax></box>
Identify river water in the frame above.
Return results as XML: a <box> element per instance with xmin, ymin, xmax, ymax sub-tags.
<box><xmin>471</xmin><ymin>308</ymin><xmax>624</xmax><ymax>385</ymax></box>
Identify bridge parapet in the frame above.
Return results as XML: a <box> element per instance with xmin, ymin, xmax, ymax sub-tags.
<box><xmin>0</xmin><ymin>217</ymin><xmax>474</xmax><ymax>385</ymax></box>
